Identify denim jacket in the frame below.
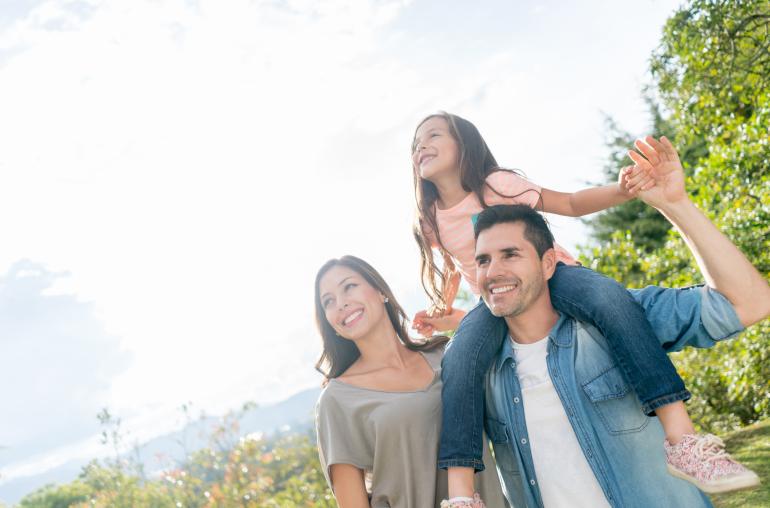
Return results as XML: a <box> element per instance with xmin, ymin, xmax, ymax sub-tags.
<box><xmin>484</xmin><ymin>285</ymin><xmax>744</xmax><ymax>508</ymax></box>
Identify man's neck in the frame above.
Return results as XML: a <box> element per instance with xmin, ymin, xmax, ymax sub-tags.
<box><xmin>505</xmin><ymin>299</ymin><xmax>560</xmax><ymax>344</ymax></box>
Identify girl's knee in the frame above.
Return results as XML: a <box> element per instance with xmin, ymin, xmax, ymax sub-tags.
<box><xmin>552</xmin><ymin>266</ymin><xmax>630</xmax><ymax>306</ymax></box>
<box><xmin>444</xmin><ymin>309</ymin><xmax>507</xmax><ymax>371</ymax></box>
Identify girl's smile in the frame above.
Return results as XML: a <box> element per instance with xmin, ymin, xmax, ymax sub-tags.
<box><xmin>418</xmin><ymin>152</ymin><xmax>437</xmax><ymax>169</ymax></box>
<box><xmin>412</xmin><ymin>116</ymin><xmax>460</xmax><ymax>182</ymax></box>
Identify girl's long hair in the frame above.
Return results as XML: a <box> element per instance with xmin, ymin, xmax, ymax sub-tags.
<box><xmin>412</xmin><ymin>111</ymin><xmax>537</xmax><ymax>311</ymax></box>
<box><xmin>314</xmin><ymin>255</ymin><xmax>449</xmax><ymax>380</ymax></box>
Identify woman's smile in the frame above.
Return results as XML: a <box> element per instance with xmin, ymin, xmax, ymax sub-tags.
<box><xmin>341</xmin><ymin>308</ymin><xmax>364</xmax><ymax>327</ymax></box>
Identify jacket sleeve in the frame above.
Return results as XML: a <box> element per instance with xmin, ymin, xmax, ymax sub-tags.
<box><xmin>627</xmin><ymin>285</ymin><xmax>744</xmax><ymax>352</ymax></box>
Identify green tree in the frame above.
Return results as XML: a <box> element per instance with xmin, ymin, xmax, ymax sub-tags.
<box><xmin>582</xmin><ymin>0</ymin><xmax>770</xmax><ymax>431</ymax></box>
<box><xmin>18</xmin><ymin>482</ymin><xmax>91</xmax><ymax>508</ymax></box>
<box><xmin>587</xmin><ymin>99</ymin><xmax>708</xmax><ymax>253</ymax></box>
<box><xmin>19</xmin><ymin>406</ymin><xmax>334</xmax><ymax>508</ymax></box>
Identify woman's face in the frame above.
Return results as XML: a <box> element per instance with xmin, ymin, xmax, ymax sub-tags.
<box><xmin>412</xmin><ymin>116</ymin><xmax>460</xmax><ymax>182</ymax></box>
<box><xmin>319</xmin><ymin>265</ymin><xmax>388</xmax><ymax>341</ymax></box>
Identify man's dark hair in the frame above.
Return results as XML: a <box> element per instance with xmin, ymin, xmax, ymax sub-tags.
<box><xmin>473</xmin><ymin>204</ymin><xmax>555</xmax><ymax>258</ymax></box>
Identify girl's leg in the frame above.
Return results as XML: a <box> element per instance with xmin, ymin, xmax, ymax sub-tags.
<box><xmin>447</xmin><ymin>468</ymin><xmax>475</xmax><ymax>499</ymax></box>
<box><xmin>656</xmin><ymin>402</ymin><xmax>695</xmax><ymax>443</ymax></box>
<box><xmin>439</xmin><ymin>299</ymin><xmax>508</xmax><ymax>496</ymax></box>
<box><xmin>549</xmin><ymin>264</ymin><xmax>759</xmax><ymax>492</ymax></box>
<box><xmin>548</xmin><ymin>263</ymin><xmax>690</xmax><ymax>417</ymax></box>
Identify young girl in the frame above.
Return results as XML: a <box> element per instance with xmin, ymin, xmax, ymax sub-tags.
<box><xmin>410</xmin><ymin>112</ymin><xmax>756</xmax><ymax>505</ymax></box>
<box><xmin>314</xmin><ymin>255</ymin><xmax>508</xmax><ymax>507</ymax></box>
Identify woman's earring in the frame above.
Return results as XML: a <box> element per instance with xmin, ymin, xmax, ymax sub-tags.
<box><xmin>384</xmin><ymin>297</ymin><xmax>389</xmax><ymax>303</ymax></box>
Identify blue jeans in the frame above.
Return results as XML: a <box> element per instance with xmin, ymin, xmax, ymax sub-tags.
<box><xmin>438</xmin><ymin>263</ymin><xmax>690</xmax><ymax>471</ymax></box>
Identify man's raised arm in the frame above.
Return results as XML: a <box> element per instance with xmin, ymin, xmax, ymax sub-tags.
<box><xmin>627</xmin><ymin>136</ymin><xmax>770</xmax><ymax>327</ymax></box>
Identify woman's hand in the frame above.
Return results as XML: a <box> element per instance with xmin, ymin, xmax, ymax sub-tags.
<box><xmin>412</xmin><ymin>308</ymin><xmax>467</xmax><ymax>337</ymax></box>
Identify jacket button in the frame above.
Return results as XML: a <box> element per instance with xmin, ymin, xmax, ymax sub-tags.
<box><xmin>530</xmin><ymin>479</ymin><xmax>536</xmax><ymax>485</ymax></box>
<box><xmin>521</xmin><ymin>438</ymin><xmax>527</xmax><ymax>444</ymax></box>
<box><xmin>513</xmin><ymin>397</ymin><xmax>520</xmax><ymax>403</ymax></box>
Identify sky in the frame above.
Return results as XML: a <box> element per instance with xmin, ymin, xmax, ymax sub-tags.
<box><xmin>0</xmin><ymin>0</ymin><xmax>683</xmax><ymax>489</ymax></box>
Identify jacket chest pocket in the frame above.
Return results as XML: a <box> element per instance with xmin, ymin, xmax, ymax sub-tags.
<box><xmin>581</xmin><ymin>366</ymin><xmax>650</xmax><ymax>435</ymax></box>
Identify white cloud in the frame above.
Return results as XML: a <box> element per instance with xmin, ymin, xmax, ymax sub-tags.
<box><xmin>0</xmin><ymin>0</ymin><xmax>682</xmax><ymax>486</ymax></box>
<box><xmin>0</xmin><ymin>261</ymin><xmax>130</xmax><ymax>464</ymax></box>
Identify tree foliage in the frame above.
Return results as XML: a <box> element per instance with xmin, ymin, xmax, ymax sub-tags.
<box><xmin>19</xmin><ymin>409</ymin><xmax>334</xmax><ymax>508</ymax></box>
<box><xmin>588</xmin><ymin>107</ymin><xmax>672</xmax><ymax>253</ymax></box>
<box><xmin>582</xmin><ymin>0</ymin><xmax>770</xmax><ymax>432</ymax></box>
<box><xmin>588</xmin><ymin>100</ymin><xmax>709</xmax><ymax>253</ymax></box>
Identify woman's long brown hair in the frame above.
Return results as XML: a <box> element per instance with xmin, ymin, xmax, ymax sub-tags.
<box><xmin>411</xmin><ymin>111</ymin><xmax>539</xmax><ymax>311</ymax></box>
<box><xmin>314</xmin><ymin>255</ymin><xmax>449</xmax><ymax>380</ymax></box>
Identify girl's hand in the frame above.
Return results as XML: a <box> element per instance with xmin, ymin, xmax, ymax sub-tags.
<box><xmin>620</xmin><ymin>164</ymin><xmax>655</xmax><ymax>196</ymax></box>
<box><xmin>412</xmin><ymin>309</ymin><xmax>437</xmax><ymax>337</ymax></box>
<box><xmin>617</xmin><ymin>165</ymin><xmax>636</xmax><ymax>197</ymax></box>
<box><xmin>412</xmin><ymin>308</ymin><xmax>467</xmax><ymax>337</ymax></box>
<box><xmin>412</xmin><ymin>305</ymin><xmax>450</xmax><ymax>336</ymax></box>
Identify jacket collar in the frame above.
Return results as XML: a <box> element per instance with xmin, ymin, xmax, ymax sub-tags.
<box><xmin>494</xmin><ymin>312</ymin><xmax>574</xmax><ymax>372</ymax></box>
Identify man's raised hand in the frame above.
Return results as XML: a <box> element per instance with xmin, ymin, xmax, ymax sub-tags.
<box><xmin>626</xmin><ymin>136</ymin><xmax>688</xmax><ymax>210</ymax></box>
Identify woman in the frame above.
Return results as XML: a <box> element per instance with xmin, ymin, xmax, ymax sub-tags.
<box><xmin>314</xmin><ymin>255</ymin><xmax>505</xmax><ymax>507</ymax></box>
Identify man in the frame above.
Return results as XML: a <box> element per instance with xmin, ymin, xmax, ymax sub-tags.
<box><xmin>466</xmin><ymin>137</ymin><xmax>769</xmax><ymax>507</ymax></box>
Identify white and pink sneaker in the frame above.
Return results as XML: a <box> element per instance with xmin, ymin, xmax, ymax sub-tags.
<box><xmin>665</xmin><ymin>433</ymin><xmax>760</xmax><ymax>493</ymax></box>
<box><xmin>440</xmin><ymin>494</ymin><xmax>486</xmax><ymax>508</ymax></box>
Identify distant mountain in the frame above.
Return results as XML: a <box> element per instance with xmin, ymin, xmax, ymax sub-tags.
<box><xmin>132</xmin><ymin>386</ymin><xmax>321</xmax><ymax>470</ymax></box>
<box><xmin>0</xmin><ymin>387</ymin><xmax>322</xmax><ymax>505</ymax></box>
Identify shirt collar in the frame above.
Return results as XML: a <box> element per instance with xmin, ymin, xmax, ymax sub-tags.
<box><xmin>494</xmin><ymin>312</ymin><xmax>574</xmax><ymax>372</ymax></box>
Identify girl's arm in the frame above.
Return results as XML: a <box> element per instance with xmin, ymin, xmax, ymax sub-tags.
<box><xmin>413</xmin><ymin>307</ymin><xmax>468</xmax><ymax>336</ymax></box>
<box><xmin>443</xmin><ymin>270</ymin><xmax>462</xmax><ymax>310</ymax></box>
<box><xmin>329</xmin><ymin>464</ymin><xmax>369</xmax><ymax>507</ymax></box>
<box><xmin>413</xmin><ymin>271</ymin><xmax>466</xmax><ymax>336</ymax></box>
<box><xmin>539</xmin><ymin>166</ymin><xmax>652</xmax><ymax>217</ymax></box>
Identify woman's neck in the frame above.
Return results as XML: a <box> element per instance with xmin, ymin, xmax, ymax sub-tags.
<box><xmin>432</xmin><ymin>173</ymin><xmax>470</xmax><ymax>210</ymax></box>
<box><xmin>353</xmin><ymin>320</ymin><xmax>411</xmax><ymax>371</ymax></box>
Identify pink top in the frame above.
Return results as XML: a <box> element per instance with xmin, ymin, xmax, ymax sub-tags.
<box><xmin>423</xmin><ymin>171</ymin><xmax>577</xmax><ymax>295</ymax></box>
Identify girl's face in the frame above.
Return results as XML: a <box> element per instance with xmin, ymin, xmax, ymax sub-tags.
<box><xmin>318</xmin><ymin>265</ymin><xmax>388</xmax><ymax>342</ymax></box>
<box><xmin>412</xmin><ymin>116</ymin><xmax>460</xmax><ymax>182</ymax></box>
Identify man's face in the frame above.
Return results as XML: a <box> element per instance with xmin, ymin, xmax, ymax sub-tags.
<box><xmin>475</xmin><ymin>221</ymin><xmax>551</xmax><ymax>318</ymax></box>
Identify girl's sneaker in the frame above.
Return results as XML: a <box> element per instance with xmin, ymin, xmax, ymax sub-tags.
<box><xmin>664</xmin><ymin>433</ymin><xmax>760</xmax><ymax>494</ymax></box>
<box><xmin>440</xmin><ymin>494</ymin><xmax>486</xmax><ymax>508</ymax></box>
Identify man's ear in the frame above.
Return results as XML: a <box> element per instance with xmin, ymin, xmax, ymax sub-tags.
<box><xmin>541</xmin><ymin>248</ymin><xmax>558</xmax><ymax>281</ymax></box>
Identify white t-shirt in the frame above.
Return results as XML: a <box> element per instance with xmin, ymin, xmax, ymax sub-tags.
<box><xmin>512</xmin><ymin>335</ymin><xmax>611</xmax><ymax>508</ymax></box>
